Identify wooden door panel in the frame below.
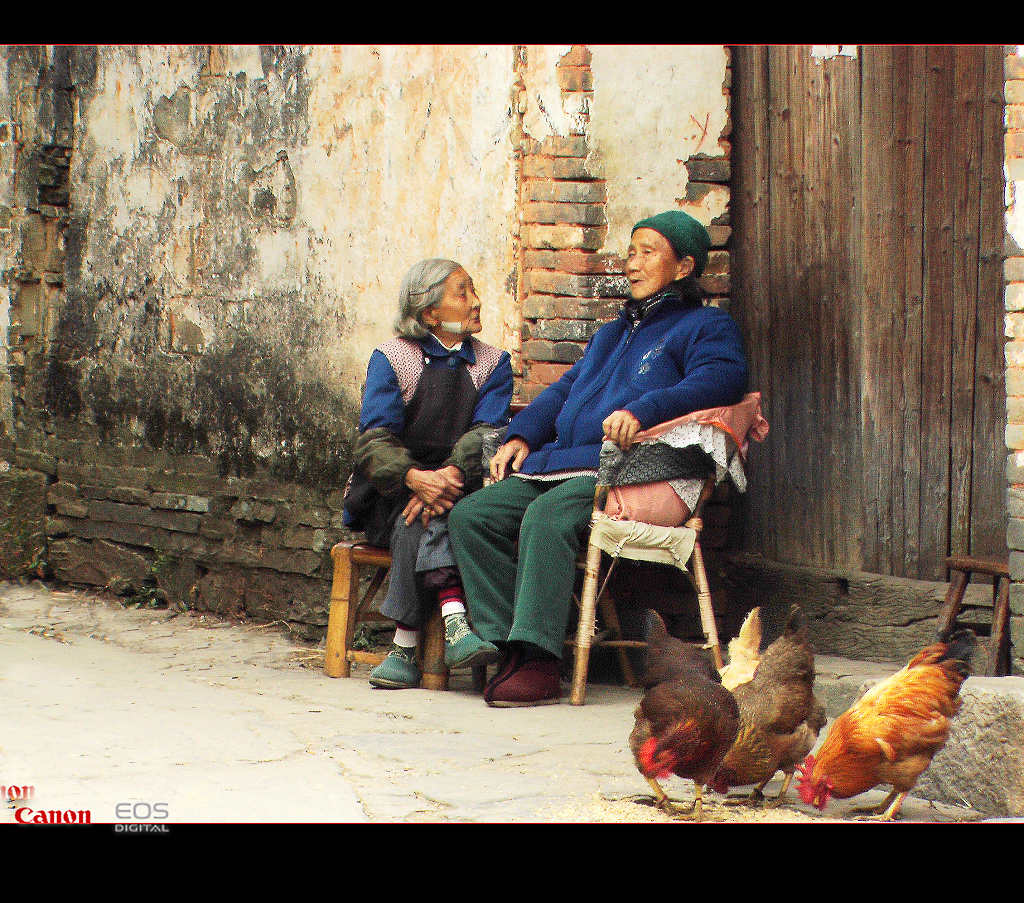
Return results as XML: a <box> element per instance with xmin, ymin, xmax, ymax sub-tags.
<box><xmin>731</xmin><ymin>44</ymin><xmax>1007</xmax><ymax>579</ymax></box>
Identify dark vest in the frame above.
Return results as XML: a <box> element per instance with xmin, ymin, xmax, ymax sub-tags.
<box><xmin>345</xmin><ymin>338</ymin><xmax>492</xmax><ymax>545</ymax></box>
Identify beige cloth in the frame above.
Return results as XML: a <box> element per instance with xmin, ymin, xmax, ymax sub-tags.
<box><xmin>588</xmin><ymin>512</ymin><xmax>697</xmax><ymax>572</ymax></box>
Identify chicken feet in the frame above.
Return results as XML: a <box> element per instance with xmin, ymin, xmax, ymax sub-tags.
<box><xmin>764</xmin><ymin>772</ymin><xmax>796</xmax><ymax>808</ymax></box>
<box><xmin>849</xmin><ymin>789</ymin><xmax>907</xmax><ymax>821</ymax></box>
<box><xmin>723</xmin><ymin>784</ymin><xmax>766</xmax><ymax>807</ymax></box>
<box><xmin>627</xmin><ymin>779</ymin><xmax>721</xmax><ymax>820</ymax></box>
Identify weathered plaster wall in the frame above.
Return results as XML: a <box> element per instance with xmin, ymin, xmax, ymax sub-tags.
<box><xmin>0</xmin><ymin>57</ymin><xmax>14</xmax><ymax>436</ymax></box>
<box><xmin>1</xmin><ymin>43</ymin><xmax>730</xmax><ymax>639</ymax></box>
<box><xmin>588</xmin><ymin>45</ymin><xmax>730</xmax><ymax>255</ymax></box>
<box><xmin>65</xmin><ymin>44</ymin><xmax>518</xmax><ymax>463</ymax></box>
<box><xmin>302</xmin><ymin>45</ymin><xmax>520</xmax><ymax>392</ymax></box>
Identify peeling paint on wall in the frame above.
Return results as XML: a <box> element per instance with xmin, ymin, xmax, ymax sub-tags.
<box><xmin>810</xmin><ymin>45</ymin><xmax>859</xmax><ymax>61</ymax></box>
<box><xmin>521</xmin><ymin>45</ymin><xmax>574</xmax><ymax>140</ymax></box>
<box><xmin>587</xmin><ymin>45</ymin><xmax>730</xmax><ymax>254</ymax></box>
<box><xmin>63</xmin><ymin>44</ymin><xmax>519</xmax><ymax>438</ymax></box>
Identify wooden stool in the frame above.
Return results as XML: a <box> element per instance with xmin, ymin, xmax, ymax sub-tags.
<box><xmin>324</xmin><ymin>541</ymin><xmax>489</xmax><ymax>691</ymax></box>
<box><xmin>937</xmin><ymin>555</ymin><xmax>1011</xmax><ymax>676</ymax></box>
<box><xmin>325</xmin><ymin>541</ymin><xmax>450</xmax><ymax>689</ymax></box>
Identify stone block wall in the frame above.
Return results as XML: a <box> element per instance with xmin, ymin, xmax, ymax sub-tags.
<box><xmin>42</xmin><ymin>435</ymin><xmax>344</xmax><ymax>638</ymax></box>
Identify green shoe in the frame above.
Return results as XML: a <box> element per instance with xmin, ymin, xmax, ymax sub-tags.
<box><xmin>444</xmin><ymin>612</ymin><xmax>500</xmax><ymax>670</ymax></box>
<box><xmin>368</xmin><ymin>644</ymin><xmax>422</xmax><ymax>689</ymax></box>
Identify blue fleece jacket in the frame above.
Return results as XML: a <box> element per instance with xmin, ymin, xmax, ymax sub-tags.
<box><xmin>509</xmin><ymin>291</ymin><xmax>748</xmax><ymax>476</ymax></box>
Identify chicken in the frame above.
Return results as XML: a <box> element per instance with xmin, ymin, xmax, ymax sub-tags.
<box><xmin>797</xmin><ymin>629</ymin><xmax>975</xmax><ymax>821</ymax></box>
<box><xmin>710</xmin><ymin>604</ymin><xmax>826</xmax><ymax>806</ymax></box>
<box><xmin>629</xmin><ymin>611</ymin><xmax>740</xmax><ymax>820</ymax></box>
<box><xmin>718</xmin><ymin>606</ymin><xmax>763</xmax><ymax>692</ymax></box>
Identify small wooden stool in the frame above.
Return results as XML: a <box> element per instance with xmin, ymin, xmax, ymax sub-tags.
<box><xmin>325</xmin><ymin>541</ymin><xmax>450</xmax><ymax>689</ymax></box>
<box><xmin>937</xmin><ymin>555</ymin><xmax>1011</xmax><ymax>676</ymax></box>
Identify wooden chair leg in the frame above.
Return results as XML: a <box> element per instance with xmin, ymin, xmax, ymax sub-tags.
<box><xmin>989</xmin><ymin>576</ymin><xmax>1011</xmax><ymax>676</ymax></box>
<box><xmin>688</xmin><ymin>539</ymin><xmax>723</xmax><ymax>670</ymax></box>
<box><xmin>938</xmin><ymin>569</ymin><xmax>970</xmax><ymax>636</ymax></box>
<box><xmin>420</xmin><ymin>605</ymin><xmax>449</xmax><ymax>691</ymax></box>
<box><xmin>326</xmin><ymin>544</ymin><xmax>360</xmax><ymax>678</ymax></box>
<box><xmin>597</xmin><ymin>588</ymin><xmax>640</xmax><ymax>688</ymax></box>
<box><xmin>570</xmin><ymin>539</ymin><xmax>604</xmax><ymax>705</ymax></box>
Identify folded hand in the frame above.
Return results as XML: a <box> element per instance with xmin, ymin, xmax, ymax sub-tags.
<box><xmin>489</xmin><ymin>437</ymin><xmax>530</xmax><ymax>482</ymax></box>
<box><xmin>403</xmin><ymin>465</ymin><xmax>465</xmax><ymax>525</ymax></box>
<box><xmin>602</xmin><ymin>409</ymin><xmax>642</xmax><ymax>450</ymax></box>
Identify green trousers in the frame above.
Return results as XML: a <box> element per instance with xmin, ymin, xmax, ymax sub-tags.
<box><xmin>448</xmin><ymin>474</ymin><xmax>597</xmax><ymax>658</ymax></box>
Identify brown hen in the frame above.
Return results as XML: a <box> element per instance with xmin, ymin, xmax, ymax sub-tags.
<box><xmin>629</xmin><ymin>611</ymin><xmax>740</xmax><ymax>820</ymax></box>
<box><xmin>710</xmin><ymin>604</ymin><xmax>826</xmax><ymax>806</ymax></box>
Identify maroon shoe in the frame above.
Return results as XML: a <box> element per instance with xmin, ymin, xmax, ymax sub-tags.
<box><xmin>482</xmin><ymin>645</ymin><xmax>523</xmax><ymax>704</ymax></box>
<box><xmin>487</xmin><ymin>656</ymin><xmax>561</xmax><ymax>707</ymax></box>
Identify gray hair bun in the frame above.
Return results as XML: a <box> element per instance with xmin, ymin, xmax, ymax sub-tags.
<box><xmin>394</xmin><ymin>258</ymin><xmax>461</xmax><ymax>339</ymax></box>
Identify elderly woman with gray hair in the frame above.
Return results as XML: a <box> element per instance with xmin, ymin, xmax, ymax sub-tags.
<box><xmin>342</xmin><ymin>258</ymin><xmax>513</xmax><ymax>689</ymax></box>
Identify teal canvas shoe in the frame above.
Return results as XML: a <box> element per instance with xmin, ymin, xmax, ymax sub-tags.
<box><xmin>444</xmin><ymin>612</ymin><xmax>500</xmax><ymax>670</ymax></box>
<box><xmin>368</xmin><ymin>644</ymin><xmax>422</xmax><ymax>689</ymax></box>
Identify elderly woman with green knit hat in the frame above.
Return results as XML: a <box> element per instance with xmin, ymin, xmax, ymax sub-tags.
<box><xmin>343</xmin><ymin>258</ymin><xmax>513</xmax><ymax>689</ymax></box>
<box><xmin>448</xmin><ymin>210</ymin><xmax>748</xmax><ymax>707</ymax></box>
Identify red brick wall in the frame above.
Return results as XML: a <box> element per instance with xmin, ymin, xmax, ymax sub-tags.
<box><xmin>515</xmin><ymin>45</ymin><xmax>733</xmax><ymax>403</ymax></box>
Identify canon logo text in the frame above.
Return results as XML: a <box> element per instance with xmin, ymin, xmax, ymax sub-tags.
<box><xmin>15</xmin><ymin>807</ymin><xmax>91</xmax><ymax>824</ymax></box>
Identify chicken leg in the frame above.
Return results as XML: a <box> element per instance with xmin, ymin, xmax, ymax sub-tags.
<box><xmin>723</xmin><ymin>782</ymin><xmax>767</xmax><ymax>807</ymax></box>
<box><xmin>645</xmin><ymin>778</ymin><xmax>697</xmax><ymax>816</ymax></box>
<box><xmin>850</xmin><ymin>789</ymin><xmax>907</xmax><ymax>822</ymax></box>
<box><xmin>764</xmin><ymin>772</ymin><xmax>796</xmax><ymax>808</ymax></box>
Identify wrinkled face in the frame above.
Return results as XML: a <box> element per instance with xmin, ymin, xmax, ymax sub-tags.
<box><xmin>625</xmin><ymin>228</ymin><xmax>694</xmax><ymax>301</ymax></box>
<box><xmin>421</xmin><ymin>268</ymin><xmax>482</xmax><ymax>338</ymax></box>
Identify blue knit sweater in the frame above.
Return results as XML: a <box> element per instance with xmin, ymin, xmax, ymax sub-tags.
<box><xmin>509</xmin><ymin>290</ymin><xmax>748</xmax><ymax>476</ymax></box>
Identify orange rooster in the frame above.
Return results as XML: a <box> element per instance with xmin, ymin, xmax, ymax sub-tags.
<box><xmin>629</xmin><ymin>611</ymin><xmax>740</xmax><ymax>820</ymax></box>
<box><xmin>797</xmin><ymin>629</ymin><xmax>975</xmax><ymax>821</ymax></box>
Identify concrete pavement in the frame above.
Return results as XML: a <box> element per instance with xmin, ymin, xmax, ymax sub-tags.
<box><xmin>0</xmin><ymin>579</ymin><xmax>1000</xmax><ymax>823</ymax></box>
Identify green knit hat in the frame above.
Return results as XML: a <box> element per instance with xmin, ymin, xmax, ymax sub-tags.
<box><xmin>631</xmin><ymin>210</ymin><xmax>711</xmax><ymax>277</ymax></box>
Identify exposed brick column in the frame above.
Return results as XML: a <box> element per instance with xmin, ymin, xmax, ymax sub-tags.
<box><xmin>516</xmin><ymin>45</ymin><xmax>734</xmax><ymax>403</ymax></box>
<box><xmin>1004</xmin><ymin>47</ymin><xmax>1024</xmax><ymax>672</ymax></box>
<box><xmin>517</xmin><ymin>46</ymin><xmax>613</xmax><ymax>402</ymax></box>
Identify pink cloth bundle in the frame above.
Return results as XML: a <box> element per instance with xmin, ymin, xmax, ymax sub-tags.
<box><xmin>602</xmin><ymin>392</ymin><xmax>769</xmax><ymax>527</ymax></box>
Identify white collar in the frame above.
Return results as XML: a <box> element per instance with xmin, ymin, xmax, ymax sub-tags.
<box><xmin>430</xmin><ymin>335</ymin><xmax>463</xmax><ymax>352</ymax></box>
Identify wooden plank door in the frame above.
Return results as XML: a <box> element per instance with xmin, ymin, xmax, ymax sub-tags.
<box><xmin>731</xmin><ymin>44</ymin><xmax>1006</xmax><ymax>581</ymax></box>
